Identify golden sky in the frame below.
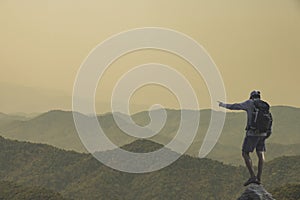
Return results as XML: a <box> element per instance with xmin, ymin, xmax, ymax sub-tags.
<box><xmin>0</xmin><ymin>0</ymin><xmax>299</xmax><ymax>113</ymax></box>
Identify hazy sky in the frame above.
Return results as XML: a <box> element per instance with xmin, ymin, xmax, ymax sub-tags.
<box><xmin>0</xmin><ymin>0</ymin><xmax>299</xmax><ymax>113</ymax></box>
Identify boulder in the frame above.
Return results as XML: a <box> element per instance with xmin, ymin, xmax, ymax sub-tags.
<box><xmin>237</xmin><ymin>184</ymin><xmax>275</xmax><ymax>200</ymax></box>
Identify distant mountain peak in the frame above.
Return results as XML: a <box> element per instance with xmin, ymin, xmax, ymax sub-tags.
<box><xmin>32</xmin><ymin>109</ymin><xmax>74</xmax><ymax>121</ymax></box>
<box><xmin>0</xmin><ymin>112</ymin><xmax>8</xmax><ymax>119</ymax></box>
<box><xmin>46</xmin><ymin>109</ymin><xmax>72</xmax><ymax>115</ymax></box>
<box><xmin>120</xmin><ymin>139</ymin><xmax>164</xmax><ymax>153</ymax></box>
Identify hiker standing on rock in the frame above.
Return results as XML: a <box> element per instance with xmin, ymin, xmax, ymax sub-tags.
<box><xmin>218</xmin><ymin>91</ymin><xmax>273</xmax><ymax>186</ymax></box>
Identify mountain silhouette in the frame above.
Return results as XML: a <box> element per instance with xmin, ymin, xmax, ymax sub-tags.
<box><xmin>0</xmin><ymin>106</ymin><xmax>299</xmax><ymax>165</ymax></box>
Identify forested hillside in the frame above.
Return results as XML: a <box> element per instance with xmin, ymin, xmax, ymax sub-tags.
<box><xmin>0</xmin><ymin>136</ymin><xmax>299</xmax><ymax>199</ymax></box>
<box><xmin>0</xmin><ymin>180</ymin><xmax>66</xmax><ymax>200</ymax></box>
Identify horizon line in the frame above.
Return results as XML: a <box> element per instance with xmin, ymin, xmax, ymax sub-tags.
<box><xmin>2</xmin><ymin>104</ymin><xmax>299</xmax><ymax>116</ymax></box>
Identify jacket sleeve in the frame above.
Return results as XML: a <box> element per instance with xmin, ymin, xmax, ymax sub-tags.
<box><xmin>220</xmin><ymin>100</ymin><xmax>249</xmax><ymax>111</ymax></box>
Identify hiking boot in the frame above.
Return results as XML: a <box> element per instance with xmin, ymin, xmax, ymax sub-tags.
<box><xmin>243</xmin><ymin>177</ymin><xmax>260</xmax><ymax>186</ymax></box>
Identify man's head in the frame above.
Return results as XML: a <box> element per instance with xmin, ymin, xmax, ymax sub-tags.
<box><xmin>250</xmin><ymin>90</ymin><xmax>261</xmax><ymax>99</ymax></box>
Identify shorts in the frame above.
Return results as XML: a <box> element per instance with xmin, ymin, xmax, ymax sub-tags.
<box><xmin>242</xmin><ymin>136</ymin><xmax>266</xmax><ymax>153</ymax></box>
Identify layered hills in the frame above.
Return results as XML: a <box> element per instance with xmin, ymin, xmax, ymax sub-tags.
<box><xmin>0</xmin><ymin>106</ymin><xmax>299</xmax><ymax>165</ymax></box>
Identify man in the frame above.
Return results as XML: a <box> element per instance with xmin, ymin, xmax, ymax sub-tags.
<box><xmin>218</xmin><ymin>90</ymin><xmax>272</xmax><ymax>186</ymax></box>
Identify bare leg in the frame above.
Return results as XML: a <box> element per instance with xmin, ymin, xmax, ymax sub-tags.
<box><xmin>242</xmin><ymin>151</ymin><xmax>256</xmax><ymax>178</ymax></box>
<box><xmin>256</xmin><ymin>151</ymin><xmax>265</xmax><ymax>182</ymax></box>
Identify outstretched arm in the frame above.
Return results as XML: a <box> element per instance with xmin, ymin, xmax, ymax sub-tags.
<box><xmin>218</xmin><ymin>100</ymin><xmax>249</xmax><ymax>111</ymax></box>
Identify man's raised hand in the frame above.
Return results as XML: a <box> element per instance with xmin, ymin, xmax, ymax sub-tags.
<box><xmin>217</xmin><ymin>101</ymin><xmax>223</xmax><ymax>107</ymax></box>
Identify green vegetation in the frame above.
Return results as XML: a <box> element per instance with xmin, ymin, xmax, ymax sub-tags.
<box><xmin>263</xmin><ymin>156</ymin><xmax>300</xmax><ymax>189</ymax></box>
<box><xmin>272</xmin><ymin>184</ymin><xmax>300</xmax><ymax>200</ymax></box>
<box><xmin>0</xmin><ymin>180</ymin><xmax>66</xmax><ymax>200</ymax></box>
<box><xmin>0</xmin><ymin>136</ymin><xmax>299</xmax><ymax>199</ymax></box>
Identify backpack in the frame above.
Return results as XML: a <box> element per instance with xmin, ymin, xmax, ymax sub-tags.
<box><xmin>249</xmin><ymin>99</ymin><xmax>273</xmax><ymax>136</ymax></box>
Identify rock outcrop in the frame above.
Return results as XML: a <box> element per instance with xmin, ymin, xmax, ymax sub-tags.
<box><xmin>237</xmin><ymin>184</ymin><xmax>275</xmax><ymax>200</ymax></box>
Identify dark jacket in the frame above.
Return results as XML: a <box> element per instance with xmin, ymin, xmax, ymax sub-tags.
<box><xmin>220</xmin><ymin>99</ymin><xmax>267</xmax><ymax>136</ymax></box>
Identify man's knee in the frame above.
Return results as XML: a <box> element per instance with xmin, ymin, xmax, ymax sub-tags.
<box><xmin>256</xmin><ymin>151</ymin><xmax>265</xmax><ymax>162</ymax></box>
<box><xmin>242</xmin><ymin>151</ymin><xmax>250</xmax><ymax>159</ymax></box>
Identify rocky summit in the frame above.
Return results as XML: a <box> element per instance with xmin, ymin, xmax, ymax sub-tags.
<box><xmin>238</xmin><ymin>184</ymin><xmax>275</xmax><ymax>200</ymax></box>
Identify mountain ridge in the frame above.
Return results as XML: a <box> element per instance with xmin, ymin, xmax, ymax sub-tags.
<box><xmin>0</xmin><ymin>136</ymin><xmax>299</xmax><ymax>199</ymax></box>
<box><xmin>0</xmin><ymin>106</ymin><xmax>299</xmax><ymax>165</ymax></box>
